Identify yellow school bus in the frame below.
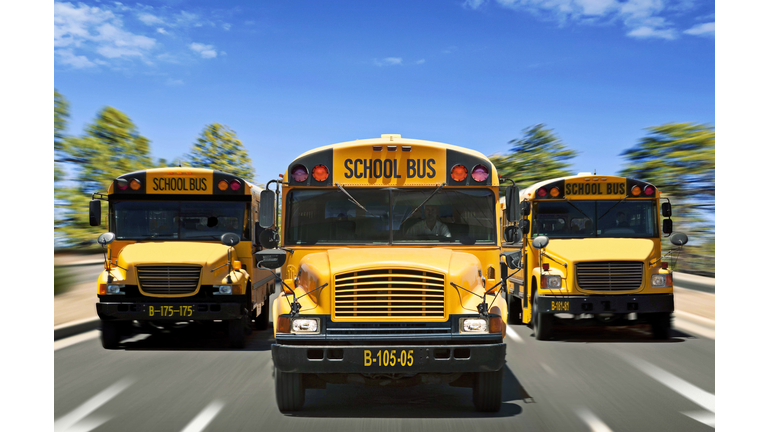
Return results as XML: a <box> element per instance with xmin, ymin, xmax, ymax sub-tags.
<box><xmin>501</xmin><ymin>174</ymin><xmax>688</xmax><ymax>341</ymax></box>
<box><xmin>255</xmin><ymin>135</ymin><xmax>509</xmax><ymax>412</ymax></box>
<box><xmin>89</xmin><ymin>167</ymin><xmax>275</xmax><ymax>349</ymax></box>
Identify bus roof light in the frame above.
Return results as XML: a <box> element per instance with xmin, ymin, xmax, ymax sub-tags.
<box><xmin>129</xmin><ymin>179</ymin><xmax>141</xmax><ymax>190</ymax></box>
<box><xmin>631</xmin><ymin>185</ymin><xmax>641</xmax><ymax>196</ymax></box>
<box><xmin>116</xmin><ymin>179</ymin><xmax>129</xmax><ymax>190</ymax></box>
<box><xmin>402</xmin><ymin>146</ymin><xmax>412</xmax><ymax>152</ymax></box>
<box><xmin>229</xmin><ymin>180</ymin><xmax>241</xmax><ymax>191</ymax></box>
<box><xmin>312</xmin><ymin>164</ymin><xmax>329</xmax><ymax>182</ymax></box>
<box><xmin>644</xmin><ymin>185</ymin><xmax>655</xmax><ymax>196</ymax></box>
<box><xmin>218</xmin><ymin>180</ymin><xmax>229</xmax><ymax>191</ymax></box>
<box><xmin>372</xmin><ymin>145</ymin><xmax>382</xmax><ymax>151</ymax></box>
<box><xmin>451</xmin><ymin>165</ymin><xmax>468</xmax><ymax>182</ymax></box>
<box><xmin>549</xmin><ymin>187</ymin><xmax>560</xmax><ymax>198</ymax></box>
<box><xmin>387</xmin><ymin>145</ymin><xmax>397</xmax><ymax>151</ymax></box>
<box><xmin>291</xmin><ymin>165</ymin><xmax>308</xmax><ymax>182</ymax></box>
<box><xmin>537</xmin><ymin>187</ymin><xmax>547</xmax><ymax>197</ymax></box>
<box><xmin>471</xmin><ymin>164</ymin><xmax>489</xmax><ymax>182</ymax></box>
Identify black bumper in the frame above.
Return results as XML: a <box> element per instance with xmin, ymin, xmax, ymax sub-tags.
<box><xmin>272</xmin><ymin>343</ymin><xmax>506</xmax><ymax>374</ymax></box>
<box><xmin>537</xmin><ymin>293</ymin><xmax>674</xmax><ymax>314</ymax></box>
<box><xmin>96</xmin><ymin>302</ymin><xmax>244</xmax><ymax>321</ymax></box>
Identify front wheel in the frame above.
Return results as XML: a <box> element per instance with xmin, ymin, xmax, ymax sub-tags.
<box><xmin>228</xmin><ymin>317</ymin><xmax>245</xmax><ymax>348</ymax></box>
<box><xmin>275</xmin><ymin>370</ymin><xmax>305</xmax><ymax>412</ymax></box>
<box><xmin>101</xmin><ymin>320</ymin><xmax>121</xmax><ymax>349</ymax></box>
<box><xmin>533</xmin><ymin>291</ymin><xmax>554</xmax><ymax>341</ymax></box>
<box><xmin>650</xmin><ymin>312</ymin><xmax>671</xmax><ymax>340</ymax></box>
<box><xmin>472</xmin><ymin>369</ymin><xmax>503</xmax><ymax>412</ymax></box>
<box><xmin>253</xmin><ymin>298</ymin><xmax>270</xmax><ymax>331</ymax></box>
<box><xmin>508</xmin><ymin>295</ymin><xmax>523</xmax><ymax>325</ymax></box>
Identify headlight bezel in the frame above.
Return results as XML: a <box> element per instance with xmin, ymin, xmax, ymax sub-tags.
<box><xmin>542</xmin><ymin>274</ymin><xmax>562</xmax><ymax>289</ymax></box>
<box><xmin>213</xmin><ymin>285</ymin><xmax>233</xmax><ymax>295</ymax></box>
<box><xmin>105</xmin><ymin>284</ymin><xmax>125</xmax><ymax>295</ymax></box>
<box><xmin>651</xmin><ymin>274</ymin><xmax>673</xmax><ymax>287</ymax></box>
<box><xmin>291</xmin><ymin>318</ymin><xmax>321</xmax><ymax>334</ymax></box>
<box><xmin>459</xmin><ymin>317</ymin><xmax>489</xmax><ymax>334</ymax></box>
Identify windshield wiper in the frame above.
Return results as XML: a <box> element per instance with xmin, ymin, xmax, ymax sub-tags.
<box><xmin>149</xmin><ymin>233</ymin><xmax>176</xmax><ymax>239</ymax></box>
<box><xmin>597</xmin><ymin>195</ymin><xmax>630</xmax><ymax>221</ymax></box>
<box><xmin>402</xmin><ymin>183</ymin><xmax>446</xmax><ymax>224</ymax></box>
<box><xmin>564</xmin><ymin>198</ymin><xmax>592</xmax><ymax>221</ymax></box>
<box><xmin>335</xmin><ymin>183</ymin><xmax>369</xmax><ymax>214</ymax></box>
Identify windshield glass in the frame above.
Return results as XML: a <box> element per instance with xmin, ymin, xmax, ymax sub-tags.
<box><xmin>533</xmin><ymin>200</ymin><xmax>658</xmax><ymax>239</ymax></box>
<box><xmin>111</xmin><ymin>201</ymin><xmax>249</xmax><ymax>241</ymax></box>
<box><xmin>284</xmin><ymin>188</ymin><xmax>497</xmax><ymax>245</ymax></box>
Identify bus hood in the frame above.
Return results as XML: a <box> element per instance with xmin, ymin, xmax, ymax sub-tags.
<box><xmin>325</xmin><ymin>247</ymin><xmax>460</xmax><ymax>275</ymax></box>
<box><xmin>117</xmin><ymin>242</ymin><xmax>231</xmax><ymax>267</ymax></box>
<box><xmin>544</xmin><ymin>238</ymin><xmax>656</xmax><ymax>262</ymax></box>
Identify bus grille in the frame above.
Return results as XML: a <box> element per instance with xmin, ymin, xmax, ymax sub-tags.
<box><xmin>137</xmin><ymin>266</ymin><xmax>201</xmax><ymax>295</ymax></box>
<box><xmin>576</xmin><ymin>261</ymin><xmax>644</xmax><ymax>291</ymax></box>
<box><xmin>333</xmin><ymin>269</ymin><xmax>445</xmax><ymax>319</ymax></box>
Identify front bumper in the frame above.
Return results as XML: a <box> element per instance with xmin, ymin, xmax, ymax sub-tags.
<box><xmin>272</xmin><ymin>343</ymin><xmax>506</xmax><ymax>374</ymax></box>
<box><xmin>96</xmin><ymin>302</ymin><xmax>244</xmax><ymax>321</ymax></box>
<box><xmin>537</xmin><ymin>293</ymin><xmax>674</xmax><ymax>314</ymax></box>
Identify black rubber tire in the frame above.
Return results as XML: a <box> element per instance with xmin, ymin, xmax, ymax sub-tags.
<box><xmin>533</xmin><ymin>290</ymin><xmax>554</xmax><ymax>341</ymax></box>
<box><xmin>228</xmin><ymin>317</ymin><xmax>245</xmax><ymax>349</ymax></box>
<box><xmin>508</xmin><ymin>295</ymin><xmax>523</xmax><ymax>325</ymax></box>
<box><xmin>650</xmin><ymin>312</ymin><xmax>671</xmax><ymax>340</ymax></box>
<box><xmin>472</xmin><ymin>369</ymin><xmax>503</xmax><ymax>412</ymax></box>
<box><xmin>253</xmin><ymin>298</ymin><xmax>270</xmax><ymax>331</ymax></box>
<box><xmin>275</xmin><ymin>370</ymin><xmax>305</xmax><ymax>412</ymax></box>
<box><xmin>100</xmin><ymin>320</ymin><xmax>121</xmax><ymax>349</ymax></box>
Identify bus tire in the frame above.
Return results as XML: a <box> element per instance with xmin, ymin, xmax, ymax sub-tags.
<box><xmin>472</xmin><ymin>369</ymin><xmax>503</xmax><ymax>412</ymax></box>
<box><xmin>508</xmin><ymin>296</ymin><xmax>523</xmax><ymax>325</ymax></box>
<box><xmin>533</xmin><ymin>290</ymin><xmax>553</xmax><ymax>340</ymax></box>
<box><xmin>275</xmin><ymin>370</ymin><xmax>305</xmax><ymax>412</ymax></box>
<box><xmin>650</xmin><ymin>312</ymin><xmax>671</xmax><ymax>340</ymax></box>
<box><xmin>228</xmin><ymin>317</ymin><xmax>245</xmax><ymax>349</ymax></box>
<box><xmin>254</xmin><ymin>298</ymin><xmax>270</xmax><ymax>331</ymax></box>
<box><xmin>101</xmin><ymin>320</ymin><xmax>121</xmax><ymax>349</ymax></box>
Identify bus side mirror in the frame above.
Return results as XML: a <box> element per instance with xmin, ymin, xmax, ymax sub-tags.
<box><xmin>663</xmin><ymin>219</ymin><xmax>673</xmax><ymax>234</ymax></box>
<box><xmin>221</xmin><ymin>233</ymin><xmax>240</xmax><ymax>247</ymax></box>
<box><xmin>259</xmin><ymin>190</ymin><xmax>276</xmax><ymax>228</ymax></box>
<box><xmin>519</xmin><ymin>219</ymin><xmax>530</xmax><ymax>235</ymax></box>
<box><xmin>661</xmin><ymin>202</ymin><xmax>672</xmax><ymax>218</ymax></box>
<box><xmin>503</xmin><ymin>226</ymin><xmax>520</xmax><ymax>243</ymax></box>
<box><xmin>259</xmin><ymin>228</ymin><xmax>279</xmax><ymax>249</ymax></box>
<box><xmin>521</xmin><ymin>201</ymin><xmax>531</xmax><ymax>217</ymax></box>
<box><xmin>97</xmin><ymin>232</ymin><xmax>115</xmax><ymax>246</ymax></box>
<box><xmin>532</xmin><ymin>236</ymin><xmax>549</xmax><ymax>249</ymax></box>
<box><xmin>89</xmin><ymin>200</ymin><xmax>101</xmax><ymax>227</ymax></box>
<box><xmin>670</xmin><ymin>232</ymin><xmax>688</xmax><ymax>246</ymax></box>
<box><xmin>505</xmin><ymin>185</ymin><xmax>520</xmax><ymax>222</ymax></box>
<box><xmin>255</xmin><ymin>249</ymin><xmax>287</xmax><ymax>269</ymax></box>
<box><xmin>502</xmin><ymin>250</ymin><xmax>523</xmax><ymax>270</ymax></box>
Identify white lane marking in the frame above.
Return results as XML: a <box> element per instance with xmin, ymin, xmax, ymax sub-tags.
<box><xmin>505</xmin><ymin>325</ymin><xmax>524</xmax><ymax>343</ymax></box>
<box><xmin>54</xmin><ymin>330</ymin><xmax>99</xmax><ymax>351</ymax></box>
<box><xmin>54</xmin><ymin>378</ymin><xmax>134</xmax><ymax>432</ymax></box>
<box><xmin>541</xmin><ymin>363</ymin><xmax>557</xmax><ymax>377</ymax></box>
<box><xmin>624</xmin><ymin>356</ymin><xmax>714</xmax><ymax>427</ymax></box>
<box><xmin>674</xmin><ymin>310</ymin><xmax>715</xmax><ymax>325</ymax></box>
<box><xmin>180</xmin><ymin>400</ymin><xmax>225</xmax><ymax>432</ymax></box>
<box><xmin>674</xmin><ymin>318</ymin><xmax>715</xmax><ymax>340</ymax></box>
<box><xmin>575</xmin><ymin>407</ymin><xmax>613</xmax><ymax>432</ymax></box>
<box><xmin>682</xmin><ymin>411</ymin><xmax>715</xmax><ymax>428</ymax></box>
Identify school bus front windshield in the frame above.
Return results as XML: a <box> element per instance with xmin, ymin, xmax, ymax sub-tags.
<box><xmin>284</xmin><ymin>188</ymin><xmax>496</xmax><ymax>245</ymax></box>
<box><xmin>532</xmin><ymin>199</ymin><xmax>658</xmax><ymax>239</ymax></box>
<box><xmin>110</xmin><ymin>200</ymin><xmax>250</xmax><ymax>241</ymax></box>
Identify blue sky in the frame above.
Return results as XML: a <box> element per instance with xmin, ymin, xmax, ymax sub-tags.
<box><xmin>54</xmin><ymin>0</ymin><xmax>714</xmax><ymax>183</ymax></box>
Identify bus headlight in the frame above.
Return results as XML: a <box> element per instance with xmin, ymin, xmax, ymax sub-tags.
<box><xmin>213</xmin><ymin>285</ymin><xmax>233</xmax><ymax>295</ymax></box>
<box><xmin>651</xmin><ymin>274</ymin><xmax>673</xmax><ymax>287</ymax></box>
<box><xmin>460</xmin><ymin>318</ymin><xmax>488</xmax><ymax>333</ymax></box>
<box><xmin>543</xmin><ymin>275</ymin><xmax>562</xmax><ymax>289</ymax></box>
<box><xmin>106</xmin><ymin>284</ymin><xmax>125</xmax><ymax>295</ymax></box>
<box><xmin>291</xmin><ymin>318</ymin><xmax>320</xmax><ymax>334</ymax></box>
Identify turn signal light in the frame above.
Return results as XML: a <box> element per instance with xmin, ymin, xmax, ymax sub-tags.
<box><xmin>230</xmin><ymin>180</ymin><xmax>241</xmax><ymax>191</ymax></box>
<box><xmin>98</xmin><ymin>284</ymin><xmax>107</xmax><ymax>295</ymax></box>
<box><xmin>451</xmin><ymin>164</ymin><xmax>468</xmax><ymax>181</ymax></box>
<box><xmin>471</xmin><ymin>164</ymin><xmax>489</xmax><ymax>182</ymax></box>
<box><xmin>661</xmin><ymin>262</ymin><xmax>668</xmax><ymax>269</ymax></box>
<box><xmin>549</xmin><ymin>187</ymin><xmax>560</xmax><ymax>197</ymax></box>
<box><xmin>233</xmin><ymin>261</ymin><xmax>242</xmax><ymax>271</ymax></box>
<box><xmin>542</xmin><ymin>263</ymin><xmax>550</xmax><ymax>271</ymax></box>
<box><xmin>631</xmin><ymin>185</ymin><xmax>642</xmax><ymax>196</ymax></box>
<box><xmin>129</xmin><ymin>179</ymin><xmax>141</xmax><ymax>190</ymax></box>
<box><xmin>490</xmin><ymin>316</ymin><xmax>505</xmax><ymax>337</ymax></box>
<box><xmin>312</xmin><ymin>165</ymin><xmax>329</xmax><ymax>182</ymax></box>
<box><xmin>218</xmin><ymin>180</ymin><xmax>229</xmax><ymax>191</ymax></box>
<box><xmin>291</xmin><ymin>165</ymin><xmax>308</xmax><ymax>182</ymax></box>
<box><xmin>276</xmin><ymin>316</ymin><xmax>291</xmax><ymax>333</ymax></box>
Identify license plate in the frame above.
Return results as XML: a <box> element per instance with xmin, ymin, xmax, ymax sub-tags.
<box><xmin>550</xmin><ymin>300</ymin><xmax>570</xmax><ymax>312</ymax></box>
<box><xmin>363</xmin><ymin>349</ymin><xmax>414</xmax><ymax>367</ymax></box>
<box><xmin>147</xmin><ymin>305</ymin><xmax>195</xmax><ymax>317</ymax></box>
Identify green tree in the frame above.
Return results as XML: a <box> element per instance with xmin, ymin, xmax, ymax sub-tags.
<box><xmin>186</xmin><ymin>123</ymin><xmax>255</xmax><ymax>181</ymax></box>
<box><xmin>54</xmin><ymin>89</ymin><xmax>69</xmax><ymax>182</ymax></box>
<box><xmin>619</xmin><ymin>122</ymin><xmax>715</xmax><ymax>275</ymax></box>
<box><xmin>490</xmin><ymin>124</ymin><xmax>578</xmax><ymax>189</ymax></box>
<box><xmin>56</xmin><ymin>107</ymin><xmax>153</xmax><ymax>246</ymax></box>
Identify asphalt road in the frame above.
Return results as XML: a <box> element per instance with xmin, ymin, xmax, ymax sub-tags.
<box><xmin>55</xmin><ymin>293</ymin><xmax>715</xmax><ymax>431</ymax></box>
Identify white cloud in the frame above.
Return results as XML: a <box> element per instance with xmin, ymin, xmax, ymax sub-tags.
<box><xmin>463</xmin><ymin>0</ymin><xmax>487</xmax><ymax>9</ymax></box>
<box><xmin>684</xmin><ymin>21</ymin><xmax>714</xmax><ymax>37</ymax></box>
<box><xmin>138</xmin><ymin>13</ymin><xmax>164</xmax><ymax>26</ymax></box>
<box><xmin>222</xmin><ymin>23</ymin><xmax>232</xmax><ymax>31</ymax></box>
<box><xmin>627</xmin><ymin>25</ymin><xmax>675</xmax><ymax>39</ymax></box>
<box><xmin>157</xmin><ymin>27</ymin><xmax>168</xmax><ymax>35</ymax></box>
<box><xmin>374</xmin><ymin>57</ymin><xmax>403</xmax><ymax>66</ymax></box>
<box><xmin>416</xmin><ymin>59</ymin><xmax>426</xmax><ymax>65</ymax></box>
<box><xmin>56</xmin><ymin>48</ymin><xmax>96</xmax><ymax>68</ymax></box>
<box><xmin>189</xmin><ymin>42</ymin><xmax>217</xmax><ymax>59</ymax></box>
